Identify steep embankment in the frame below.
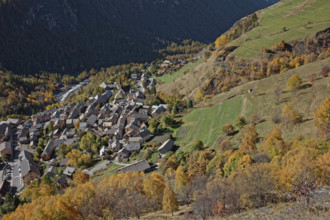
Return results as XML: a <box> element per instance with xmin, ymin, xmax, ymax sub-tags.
<box><xmin>0</xmin><ymin>0</ymin><xmax>278</xmax><ymax>75</ymax></box>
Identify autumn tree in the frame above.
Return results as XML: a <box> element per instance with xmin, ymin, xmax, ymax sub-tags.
<box><xmin>215</xmin><ymin>35</ymin><xmax>230</xmax><ymax>48</ymax></box>
<box><xmin>143</xmin><ymin>173</ymin><xmax>165</xmax><ymax>207</ymax></box>
<box><xmin>241</xmin><ymin>124</ymin><xmax>258</xmax><ymax>152</ymax></box>
<box><xmin>187</xmin><ymin>151</ymin><xmax>213</xmax><ymax>178</ymax></box>
<box><xmin>320</xmin><ymin>65</ymin><xmax>329</xmax><ymax>77</ymax></box>
<box><xmin>270</xmin><ymin>108</ymin><xmax>282</xmax><ymax>124</ymax></box>
<box><xmin>314</xmin><ymin>97</ymin><xmax>330</xmax><ymax>138</ymax></box>
<box><xmin>222</xmin><ymin>123</ymin><xmax>235</xmax><ymax>135</ymax></box>
<box><xmin>273</xmin><ymin>86</ymin><xmax>282</xmax><ymax>105</ymax></box>
<box><xmin>56</xmin><ymin>144</ymin><xmax>72</xmax><ymax>159</ymax></box>
<box><xmin>223</xmin><ymin>151</ymin><xmax>245</xmax><ymax>176</ymax></box>
<box><xmin>249</xmin><ymin>113</ymin><xmax>262</xmax><ymax>125</ymax></box>
<box><xmin>278</xmin><ymin>146</ymin><xmax>319</xmax><ymax>191</ymax></box>
<box><xmin>286</xmin><ymin>74</ymin><xmax>302</xmax><ymax>92</ymax></box>
<box><xmin>80</xmin><ymin>131</ymin><xmax>97</xmax><ymax>152</ymax></box>
<box><xmin>262</xmin><ymin>127</ymin><xmax>286</xmax><ymax>158</ymax></box>
<box><xmin>194</xmin><ymin>88</ymin><xmax>204</xmax><ymax>103</ymax></box>
<box><xmin>190</xmin><ymin>140</ymin><xmax>204</xmax><ymax>152</ymax></box>
<box><xmin>164</xmin><ymin>167</ymin><xmax>176</xmax><ymax>186</ymax></box>
<box><xmin>174</xmin><ymin>166</ymin><xmax>189</xmax><ymax>193</ymax></box>
<box><xmin>162</xmin><ymin>183</ymin><xmax>179</xmax><ymax>216</ymax></box>
<box><xmin>74</xmin><ymin>121</ymin><xmax>80</xmax><ymax>130</ymax></box>
<box><xmin>148</xmin><ymin>118</ymin><xmax>161</xmax><ymax>135</ymax></box>
<box><xmin>231</xmin><ymin>163</ymin><xmax>275</xmax><ymax>209</ymax></box>
<box><xmin>316</xmin><ymin>152</ymin><xmax>330</xmax><ymax>185</ymax></box>
<box><xmin>66</xmin><ymin>149</ymin><xmax>92</xmax><ymax>168</ymax></box>
<box><xmin>193</xmin><ymin>194</ymin><xmax>213</xmax><ymax>220</ymax></box>
<box><xmin>235</xmin><ymin>115</ymin><xmax>247</xmax><ymax>129</ymax></box>
<box><xmin>72</xmin><ymin>170</ymin><xmax>90</xmax><ymax>185</ymax></box>
<box><xmin>218</xmin><ymin>139</ymin><xmax>232</xmax><ymax>153</ymax></box>
<box><xmin>282</xmin><ymin>102</ymin><xmax>302</xmax><ymax>125</ymax></box>
<box><xmin>160</xmin><ymin>155</ymin><xmax>179</xmax><ymax>174</ymax></box>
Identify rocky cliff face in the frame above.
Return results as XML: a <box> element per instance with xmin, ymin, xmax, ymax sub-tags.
<box><xmin>0</xmin><ymin>0</ymin><xmax>278</xmax><ymax>74</ymax></box>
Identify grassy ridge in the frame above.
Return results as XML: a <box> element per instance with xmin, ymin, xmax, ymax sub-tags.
<box><xmin>159</xmin><ymin>58</ymin><xmax>203</xmax><ymax>84</ymax></box>
<box><xmin>231</xmin><ymin>0</ymin><xmax>330</xmax><ymax>58</ymax></box>
<box><xmin>176</xmin><ymin>96</ymin><xmax>242</xmax><ymax>151</ymax></box>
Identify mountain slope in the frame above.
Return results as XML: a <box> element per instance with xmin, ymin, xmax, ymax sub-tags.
<box><xmin>0</xmin><ymin>0</ymin><xmax>278</xmax><ymax>75</ymax></box>
<box><xmin>157</xmin><ymin>0</ymin><xmax>330</xmax><ymax>99</ymax></box>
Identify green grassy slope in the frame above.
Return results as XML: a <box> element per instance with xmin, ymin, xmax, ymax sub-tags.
<box><xmin>175</xmin><ymin>58</ymin><xmax>330</xmax><ymax>150</ymax></box>
<box><xmin>159</xmin><ymin>58</ymin><xmax>203</xmax><ymax>84</ymax></box>
<box><xmin>231</xmin><ymin>0</ymin><xmax>330</xmax><ymax>58</ymax></box>
<box><xmin>176</xmin><ymin>96</ymin><xmax>242</xmax><ymax>151</ymax></box>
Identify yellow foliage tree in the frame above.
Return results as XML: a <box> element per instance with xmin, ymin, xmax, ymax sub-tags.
<box><xmin>174</xmin><ymin>166</ymin><xmax>189</xmax><ymax>193</ymax></box>
<box><xmin>286</xmin><ymin>74</ymin><xmax>302</xmax><ymax>91</ymax></box>
<box><xmin>316</xmin><ymin>152</ymin><xmax>330</xmax><ymax>185</ymax></box>
<box><xmin>241</xmin><ymin>124</ymin><xmax>258</xmax><ymax>151</ymax></box>
<box><xmin>314</xmin><ymin>97</ymin><xmax>330</xmax><ymax>137</ymax></box>
<box><xmin>73</xmin><ymin>170</ymin><xmax>90</xmax><ymax>185</ymax></box>
<box><xmin>66</xmin><ymin>149</ymin><xmax>92</xmax><ymax>168</ymax></box>
<box><xmin>262</xmin><ymin>127</ymin><xmax>287</xmax><ymax>158</ymax></box>
<box><xmin>143</xmin><ymin>173</ymin><xmax>165</xmax><ymax>205</ymax></box>
<box><xmin>74</xmin><ymin>121</ymin><xmax>80</xmax><ymax>130</ymax></box>
<box><xmin>282</xmin><ymin>102</ymin><xmax>302</xmax><ymax>124</ymax></box>
<box><xmin>215</xmin><ymin>35</ymin><xmax>229</xmax><ymax>48</ymax></box>
<box><xmin>162</xmin><ymin>183</ymin><xmax>179</xmax><ymax>216</ymax></box>
<box><xmin>194</xmin><ymin>88</ymin><xmax>204</xmax><ymax>103</ymax></box>
<box><xmin>277</xmin><ymin>147</ymin><xmax>318</xmax><ymax>191</ymax></box>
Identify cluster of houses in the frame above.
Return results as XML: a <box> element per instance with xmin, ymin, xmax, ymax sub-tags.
<box><xmin>0</xmin><ymin>72</ymin><xmax>178</xmax><ymax>199</ymax></box>
<box><xmin>158</xmin><ymin>59</ymin><xmax>187</xmax><ymax>76</ymax></box>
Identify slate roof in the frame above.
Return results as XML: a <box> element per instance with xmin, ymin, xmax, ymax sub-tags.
<box><xmin>118</xmin><ymin>160</ymin><xmax>150</xmax><ymax>173</ymax></box>
<box><xmin>139</xmin><ymin>130</ymin><xmax>151</xmax><ymax>139</ymax></box>
<box><xmin>63</xmin><ymin>166</ymin><xmax>77</xmax><ymax>176</ymax></box>
<box><xmin>6</xmin><ymin>118</ymin><xmax>21</xmax><ymax>125</ymax></box>
<box><xmin>0</xmin><ymin>142</ymin><xmax>11</xmax><ymax>152</ymax></box>
<box><xmin>158</xmin><ymin>139</ymin><xmax>174</xmax><ymax>156</ymax></box>
<box><xmin>21</xmin><ymin>158</ymin><xmax>40</xmax><ymax>177</ymax></box>
<box><xmin>59</xmin><ymin>158</ymin><xmax>69</xmax><ymax>167</ymax></box>
<box><xmin>19</xmin><ymin>150</ymin><xmax>34</xmax><ymax>161</ymax></box>
<box><xmin>42</xmin><ymin>139</ymin><xmax>65</xmax><ymax>156</ymax></box>
<box><xmin>57</xmin><ymin>176</ymin><xmax>69</xmax><ymax>185</ymax></box>
<box><xmin>87</xmin><ymin>114</ymin><xmax>98</xmax><ymax>126</ymax></box>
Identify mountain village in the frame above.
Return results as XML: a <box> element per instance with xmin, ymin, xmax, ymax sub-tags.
<box><xmin>0</xmin><ymin>67</ymin><xmax>178</xmax><ymax>199</ymax></box>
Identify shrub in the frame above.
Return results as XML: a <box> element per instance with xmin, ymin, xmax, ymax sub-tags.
<box><xmin>204</xmin><ymin>51</ymin><xmax>212</xmax><ymax>61</ymax></box>
<box><xmin>286</xmin><ymin>74</ymin><xmax>302</xmax><ymax>91</ymax></box>
<box><xmin>270</xmin><ymin>109</ymin><xmax>282</xmax><ymax>124</ymax></box>
<box><xmin>235</xmin><ymin>116</ymin><xmax>247</xmax><ymax>129</ymax></box>
<box><xmin>194</xmin><ymin>89</ymin><xmax>204</xmax><ymax>103</ymax></box>
<box><xmin>190</xmin><ymin>140</ymin><xmax>204</xmax><ymax>152</ymax></box>
<box><xmin>320</xmin><ymin>65</ymin><xmax>329</xmax><ymax>77</ymax></box>
<box><xmin>314</xmin><ymin>97</ymin><xmax>330</xmax><ymax>138</ymax></box>
<box><xmin>219</xmin><ymin>140</ymin><xmax>232</xmax><ymax>153</ymax></box>
<box><xmin>250</xmin><ymin>113</ymin><xmax>262</xmax><ymax>125</ymax></box>
<box><xmin>282</xmin><ymin>102</ymin><xmax>302</xmax><ymax>125</ymax></box>
<box><xmin>222</xmin><ymin>124</ymin><xmax>235</xmax><ymax>135</ymax></box>
<box><xmin>223</xmin><ymin>151</ymin><xmax>245</xmax><ymax>176</ymax></box>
